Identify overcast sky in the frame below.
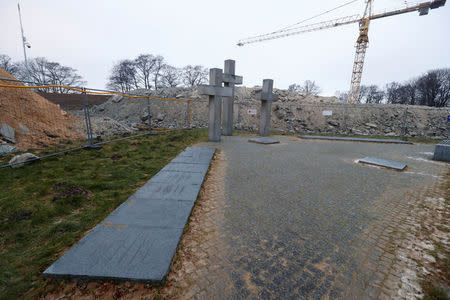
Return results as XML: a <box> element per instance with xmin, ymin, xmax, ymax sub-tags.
<box><xmin>1</xmin><ymin>0</ymin><xmax>449</xmax><ymax>95</ymax></box>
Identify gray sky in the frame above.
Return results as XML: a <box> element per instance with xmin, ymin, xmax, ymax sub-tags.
<box><xmin>1</xmin><ymin>0</ymin><xmax>449</xmax><ymax>95</ymax></box>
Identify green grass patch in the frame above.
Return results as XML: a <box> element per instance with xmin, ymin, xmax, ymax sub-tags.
<box><xmin>0</xmin><ymin>129</ymin><xmax>207</xmax><ymax>299</ymax></box>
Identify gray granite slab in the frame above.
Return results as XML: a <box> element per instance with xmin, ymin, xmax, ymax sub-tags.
<box><xmin>102</xmin><ymin>199</ymin><xmax>195</xmax><ymax>229</ymax></box>
<box><xmin>160</xmin><ymin>162</ymin><xmax>209</xmax><ymax>174</ymax></box>
<box><xmin>44</xmin><ymin>225</ymin><xmax>184</xmax><ymax>282</ymax></box>
<box><xmin>132</xmin><ymin>182</ymin><xmax>202</xmax><ymax>202</ymax></box>
<box><xmin>44</xmin><ymin>147</ymin><xmax>216</xmax><ymax>283</ymax></box>
<box><xmin>299</xmin><ymin>135</ymin><xmax>412</xmax><ymax>144</ymax></box>
<box><xmin>433</xmin><ymin>140</ymin><xmax>450</xmax><ymax>162</ymax></box>
<box><xmin>150</xmin><ymin>170</ymin><xmax>207</xmax><ymax>185</ymax></box>
<box><xmin>358</xmin><ymin>157</ymin><xmax>407</xmax><ymax>170</ymax></box>
<box><xmin>248</xmin><ymin>137</ymin><xmax>280</xmax><ymax>144</ymax></box>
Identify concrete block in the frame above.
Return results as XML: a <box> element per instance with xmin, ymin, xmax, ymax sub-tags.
<box><xmin>248</xmin><ymin>137</ymin><xmax>280</xmax><ymax>144</ymax></box>
<box><xmin>358</xmin><ymin>157</ymin><xmax>407</xmax><ymax>171</ymax></box>
<box><xmin>299</xmin><ymin>135</ymin><xmax>413</xmax><ymax>144</ymax></box>
<box><xmin>433</xmin><ymin>140</ymin><xmax>450</xmax><ymax>162</ymax></box>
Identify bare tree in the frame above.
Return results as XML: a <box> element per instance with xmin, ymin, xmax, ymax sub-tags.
<box><xmin>181</xmin><ymin>65</ymin><xmax>208</xmax><ymax>87</ymax></box>
<box><xmin>301</xmin><ymin>80</ymin><xmax>321</xmax><ymax>95</ymax></box>
<box><xmin>335</xmin><ymin>90</ymin><xmax>349</xmax><ymax>102</ymax></box>
<box><xmin>0</xmin><ymin>54</ymin><xmax>19</xmax><ymax>76</ymax></box>
<box><xmin>288</xmin><ymin>84</ymin><xmax>301</xmax><ymax>92</ymax></box>
<box><xmin>134</xmin><ymin>54</ymin><xmax>156</xmax><ymax>89</ymax></box>
<box><xmin>365</xmin><ymin>85</ymin><xmax>384</xmax><ymax>104</ymax></box>
<box><xmin>385</xmin><ymin>82</ymin><xmax>404</xmax><ymax>104</ymax></box>
<box><xmin>160</xmin><ymin>65</ymin><xmax>180</xmax><ymax>88</ymax></box>
<box><xmin>151</xmin><ymin>56</ymin><xmax>165</xmax><ymax>90</ymax></box>
<box><xmin>288</xmin><ymin>80</ymin><xmax>321</xmax><ymax>95</ymax></box>
<box><xmin>415</xmin><ymin>69</ymin><xmax>449</xmax><ymax>107</ymax></box>
<box><xmin>12</xmin><ymin>57</ymin><xmax>85</xmax><ymax>92</ymax></box>
<box><xmin>107</xmin><ymin>60</ymin><xmax>138</xmax><ymax>92</ymax></box>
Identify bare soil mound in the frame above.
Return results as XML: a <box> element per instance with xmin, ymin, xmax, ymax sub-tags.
<box><xmin>0</xmin><ymin>68</ymin><xmax>83</xmax><ymax>150</ymax></box>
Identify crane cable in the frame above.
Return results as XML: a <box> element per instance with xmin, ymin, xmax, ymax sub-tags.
<box><xmin>277</xmin><ymin>0</ymin><xmax>360</xmax><ymax>32</ymax></box>
<box><xmin>238</xmin><ymin>0</ymin><xmax>360</xmax><ymax>43</ymax></box>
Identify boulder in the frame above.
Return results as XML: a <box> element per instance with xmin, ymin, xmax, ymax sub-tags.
<box><xmin>18</xmin><ymin>123</ymin><xmax>30</xmax><ymax>134</ymax></box>
<box><xmin>0</xmin><ymin>143</ymin><xmax>17</xmax><ymax>156</ymax></box>
<box><xmin>328</xmin><ymin>120</ymin><xmax>339</xmax><ymax>127</ymax></box>
<box><xmin>365</xmin><ymin>123</ymin><xmax>378</xmax><ymax>129</ymax></box>
<box><xmin>156</xmin><ymin>113</ymin><xmax>166</xmax><ymax>121</ymax></box>
<box><xmin>1</xmin><ymin>123</ymin><xmax>15</xmax><ymax>143</ymax></box>
<box><xmin>8</xmin><ymin>153</ymin><xmax>39</xmax><ymax>167</ymax></box>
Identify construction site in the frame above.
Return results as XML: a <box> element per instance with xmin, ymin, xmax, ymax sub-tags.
<box><xmin>0</xmin><ymin>0</ymin><xmax>449</xmax><ymax>299</ymax></box>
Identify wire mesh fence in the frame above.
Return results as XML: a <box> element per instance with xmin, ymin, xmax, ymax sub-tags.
<box><xmin>0</xmin><ymin>77</ymin><xmax>193</xmax><ymax>168</ymax></box>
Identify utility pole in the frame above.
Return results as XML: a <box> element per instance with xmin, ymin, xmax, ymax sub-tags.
<box><xmin>17</xmin><ymin>3</ymin><xmax>30</xmax><ymax>78</ymax></box>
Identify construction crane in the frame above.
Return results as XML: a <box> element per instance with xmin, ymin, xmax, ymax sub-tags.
<box><xmin>237</xmin><ymin>0</ymin><xmax>446</xmax><ymax>103</ymax></box>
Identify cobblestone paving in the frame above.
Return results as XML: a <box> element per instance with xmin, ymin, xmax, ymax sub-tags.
<box><xmin>171</xmin><ymin>135</ymin><xmax>447</xmax><ymax>300</ymax></box>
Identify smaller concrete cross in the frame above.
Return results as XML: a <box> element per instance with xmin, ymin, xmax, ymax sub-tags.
<box><xmin>198</xmin><ymin>68</ymin><xmax>232</xmax><ymax>142</ymax></box>
<box><xmin>256</xmin><ymin>79</ymin><xmax>278</xmax><ymax>137</ymax></box>
<box><xmin>222</xmin><ymin>60</ymin><xmax>243</xmax><ymax>136</ymax></box>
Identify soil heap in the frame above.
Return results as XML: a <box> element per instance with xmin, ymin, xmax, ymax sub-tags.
<box><xmin>0</xmin><ymin>68</ymin><xmax>82</xmax><ymax>150</ymax></box>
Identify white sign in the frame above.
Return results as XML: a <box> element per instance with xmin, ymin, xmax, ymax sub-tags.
<box><xmin>247</xmin><ymin>108</ymin><xmax>257</xmax><ymax>115</ymax></box>
<box><xmin>322</xmin><ymin>110</ymin><xmax>333</xmax><ymax>116</ymax></box>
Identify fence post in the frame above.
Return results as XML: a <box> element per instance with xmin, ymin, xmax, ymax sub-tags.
<box><xmin>82</xmin><ymin>88</ymin><xmax>101</xmax><ymax>150</ymax></box>
<box><xmin>147</xmin><ymin>97</ymin><xmax>152</xmax><ymax>132</ymax></box>
<box><xmin>186</xmin><ymin>100</ymin><xmax>191</xmax><ymax>128</ymax></box>
<box><xmin>343</xmin><ymin>104</ymin><xmax>348</xmax><ymax>134</ymax></box>
<box><xmin>402</xmin><ymin>106</ymin><xmax>408</xmax><ymax>139</ymax></box>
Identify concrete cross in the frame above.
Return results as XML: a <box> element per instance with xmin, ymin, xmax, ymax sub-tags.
<box><xmin>198</xmin><ymin>68</ymin><xmax>232</xmax><ymax>142</ymax></box>
<box><xmin>256</xmin><ymin>79</ymin><xmax>278</xmax><ymax>137</ymax></box>
<box><xmin>221</xmin><ymin>60</ymin><xmax>243</xmax><ymax>136</ymax></box>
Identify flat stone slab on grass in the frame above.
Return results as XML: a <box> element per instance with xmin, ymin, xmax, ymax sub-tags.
<box><xmin>358</xmin><ymin>157</ymin><xmax>407</xmax><ymax>171</ymax></box>
<box><xmin>248</xmin><ymin>137</ymin><xmax>280</xmax><ymax>144</ymax></box>
<box><xmin>433</xmin><ymin>140</ymin><xmax>450</xmax><ymax>162</ymax></box>
<box><xmin>299</xmin><ymin>135</ymin><xmax>412</xmax><ymax>144</ymax></box>
<box><xmin>44</xmin><ymin>147</ymin><xmax>215</xmax><ymax>283</ymax></box>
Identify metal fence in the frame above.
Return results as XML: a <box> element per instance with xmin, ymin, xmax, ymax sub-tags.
<box><xmin>0</xmin><ymin>78</ymin><xmax>193</xmax><ymax>168</ymax></box>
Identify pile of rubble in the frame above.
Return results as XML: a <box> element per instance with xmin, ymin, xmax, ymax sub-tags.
<box><xmin>0</xmin><ymin>68</ymin><xmax>83</xmax><ymax>156</ymax></box>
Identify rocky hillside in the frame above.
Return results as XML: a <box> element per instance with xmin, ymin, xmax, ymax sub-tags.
<box><xmin>85</xmin><ymin>86</ymin><xmax>449</xmax><ymax>139</ymax></box>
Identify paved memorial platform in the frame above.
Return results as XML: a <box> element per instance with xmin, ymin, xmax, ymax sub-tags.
<box><xmin>299</xmin><ymin>135</ymin><xmax>413</xmax><ymax>144</ymax></box>
<box><xmin>358</xmin><ymin>156</ymin><xmax>407</xmax><ymax>170</ymax></box>
<box><xmin>248</xmin><ymin>137</ymin><xmax>280</xmax><ymax>144</ymax></box>
<box><xmin>44</xmin><ymin>147</ymin><xmax>215</xmax><ymax>283</ymax></box>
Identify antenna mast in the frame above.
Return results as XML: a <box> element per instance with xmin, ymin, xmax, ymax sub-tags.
<box><xmin>17</xmin><ymin>3</ymin><xmax>30</xmax><ymax>77</ymax></box>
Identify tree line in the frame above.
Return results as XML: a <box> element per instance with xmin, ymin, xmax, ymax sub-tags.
<box><xmin>0</xmin><ymin>54</ymin><xmax>85</xmax><ymax>93</ymax></box>
<box><xmin>335</xmin><ymin>68</ymin><xmax>449</xmax><ymax>107</ymax></box>
<box><xmin>0</xmin><ymin>53</ymin><xmax>208</xmax><ymax>93</ymax></box>
<box><xmin>106</xmin><ymin>54</ymin><xmax>208</xmax><ymax>92</ymax></box>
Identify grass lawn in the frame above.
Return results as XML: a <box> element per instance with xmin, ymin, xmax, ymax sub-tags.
<box><xmin>0</xmin><ymin>129</ymin><xmax>207</xmax><ymax>299</ymax></box>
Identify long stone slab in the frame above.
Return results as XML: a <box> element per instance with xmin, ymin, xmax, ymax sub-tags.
<box><xmin>358</xmin><ymin>157</ymin><xmax>407</xmax><ymax>171</ymax></box>
<box><xmin>433</xmin><ymin>140</ymin><xmax>450</xmax><ymax>162</ymax></box>
<box><xmin>44</xmin><ymin>147</ymin><xmax>215</xmax><ymax>283</ymax></box>
<box><xmin>299</xmin><ymin>135</ymin><xmax>413</xmax><ymax>144</ymax></box>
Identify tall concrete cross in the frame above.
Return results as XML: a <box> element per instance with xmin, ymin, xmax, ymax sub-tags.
<box><xmin>256</xmin><ymin>79</ymin><xmax>278</xmax><ymax>137</ymax></box>
<box><xmin>222</xmin><ymin>60</ymin><xmax>243</xmax><ymax>136</ymax></box>
<box><xmin>198</xmin><ymin>68</ymin><xmax>233</xmax><ymax>142</ymax></box>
